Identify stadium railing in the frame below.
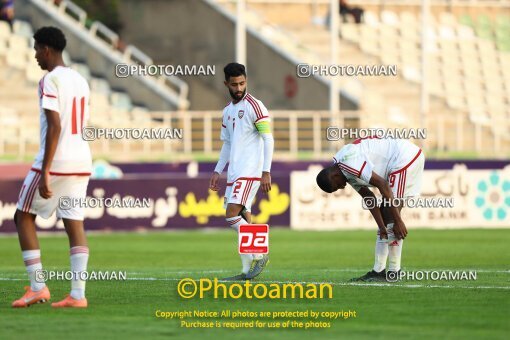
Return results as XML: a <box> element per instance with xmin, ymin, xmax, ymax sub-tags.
<box><xmin>3</xmin><ymin>108</ymin><xmax>508</xmax><ymax>161</ymax></box>
<box><xmin>83</xmin><ymin>110</ymin><xmax>359</xmax><ymax>159</ymax></box>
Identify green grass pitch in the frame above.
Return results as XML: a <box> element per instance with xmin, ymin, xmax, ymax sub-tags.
<box><xmin>0</xmin><ymin>229</ymin><xmax>508</xmax><ymax>340</ymax></box>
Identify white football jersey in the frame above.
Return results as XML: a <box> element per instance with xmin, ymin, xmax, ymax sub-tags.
<box><xmin>333</xmin><ymin>138</ymin><xmax>422</xmax><ymax>191</ymax></box>
<box><xmin>33</xmin><ymin>66</ymin><xmax>92</xmax><ymax>174</ymax></box>
<box><xmin>221</xmin><ymin>93</ymin><xmax>270</xmax><ymax>184</ymax></box>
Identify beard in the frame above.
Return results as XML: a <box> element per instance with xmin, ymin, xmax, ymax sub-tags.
<box><xmin>229</xmin><ymin>88</ymin><xmax>246</xmax><ymax>101</ymax></box>
<box><xmin>36</xmin><ymin>60</ymin><xmax>47</xmax><ymax>70</ymax></box>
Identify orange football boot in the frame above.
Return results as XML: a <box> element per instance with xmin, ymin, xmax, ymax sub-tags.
<box><xmin>51</xmin><ymin>294</ymin><xmax>88</xmax><ymax>308</ymax></box>
<box><xmin>12</xmin><ymin>286</ymin><xmax>51</xmax><ymax>308</ymax></box>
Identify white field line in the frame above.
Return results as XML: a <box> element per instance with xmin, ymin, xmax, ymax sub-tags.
<box><xmin>0</xmin><ymin>277</ymin><xmax>508</xmax><ymax>290</ymax></box>
<box><xmin>0</xmin><ymin>268</ymin><xmax>507</xmax><ymax>277</ymax></box>
<box><xmin>125</xmin><ymin>278</ymin><xmax>510</xmax><ymax>290</ymax></box>
<box><xmin>317</xmin><ymin>269</ymin><xmax>510</xmax><ymax>274</ymax></box>
<box><xmin>0</xmin><ymin>268</ymin><xmax>507</xmax><ymax>278</ymax></box>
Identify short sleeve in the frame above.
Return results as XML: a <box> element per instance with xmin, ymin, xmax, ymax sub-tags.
<box><xmin>246</xmin><ymin>95</ymin><xmax>269</xmax><ymax>124</ymax></box>
<box><xmin>254</xmin><ymin>101</ymin><xmax>269</xmax><ymax>124</ymax></box>
<box><xmin>248</xmin><ymin>98</ymin><xmax>271</xmax><ymax>136</ymax></box>
<box><xmin>338</xmin><ymin>157</ymin><xmax>373</xmax><ymax>183</ymax></box>
<box><xmin>334</xmin><ymin>145</ymin><xmax>374</xmax><ymax>185</ymax></box>
<box><xmin>359</xmin><ymin>160</ymin><xmax>373</xmax><ymax>183</ymax></box>
<box><xmin>41</xmin><ymin>75</ymin><xmax>59</xmax><ymax>113</ymax></box>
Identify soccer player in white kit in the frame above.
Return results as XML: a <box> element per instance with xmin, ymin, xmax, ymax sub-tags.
<box><xmin>209</xmin><ymin>63</ymin><xmax>274</xmax><ymax>280</ymax></box>
<box><xmin>12</xmin><ymin>27</ymin><xmax>92</xmax><ymax>308</ymax></box>
<box><xmin>316</xmin><ymin>137</ymin><xmax>425</xmax><ymax>282</ymax></box>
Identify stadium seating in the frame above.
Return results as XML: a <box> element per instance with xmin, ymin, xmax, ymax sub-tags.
<box><xmin>213</xmin><ymin>2</ymin><xmax>509</xmax><ymax>155</ymax></box>
<box><xmin>459</xmin><ymin>13</ymin><xmax>510</xmax><ymax>51</ymax></box>
<box><xmin>0</xmin><ymin>19</ymin><xmax>163</xmax><ymax>160</ymax></box>
<box><xmin>1</xmin><ymin>3</ymin><xmax>508</xmax><ymax>159</ymax></box>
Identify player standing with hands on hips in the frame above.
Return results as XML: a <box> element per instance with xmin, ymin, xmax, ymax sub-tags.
<box><xmin>209</xmin><ymin>63</ymin><xmax>274</xmax><ymax>280</ymax></box>
<box><xmin>316</xmin><ymin>137</ymin><xmax>424</xmax><ymax>282</ymax></box>
<box><xmin>12</xmin><ymin>27</ymin><xmax>92</xmax><ymax>307</ymax></box>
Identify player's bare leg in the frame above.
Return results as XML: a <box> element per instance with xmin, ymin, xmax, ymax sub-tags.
<box><xmin>12</xmin><ymin>210</ymin><xmax>51</xmax><ymax>307</ymax></box>
<box><xmin>226</xmin><ymin>203</ymin><xmax>245</xmax><ymax>222</ymax></box>
<box><xmin>51</xmin><ymin>219</ymin><xmax>89</xmax><ymax>308</ymax></box>
<box><xmin>240</xmin><ymin>209</ymin><xmax>251</xmax><ymax>223</ymax></box>
<box><xmin>15</xmin><ymin>210</ymin><xmax>40</xmax><ymax>250</ymax></box>
<box><xmin>63</xmin><ymin>218</ymin><xmax>88</xmax><ymax>247</ymax></box>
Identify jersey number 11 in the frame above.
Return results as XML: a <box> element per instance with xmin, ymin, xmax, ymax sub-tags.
<box><xmin>71</xmin><ymin>96</ymin><xmax>86</xmax><ymax>135</ymax></box>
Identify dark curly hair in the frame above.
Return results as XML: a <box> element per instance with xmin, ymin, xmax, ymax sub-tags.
<box><xmin>224</xmin><ymin>62</ymin><xmax>246</xmax><ymax>81</ymax></box>
<box><xmin>33</xmin><ymin>26</ymin><xmax>67</xmax><ymax>52</ymax></box>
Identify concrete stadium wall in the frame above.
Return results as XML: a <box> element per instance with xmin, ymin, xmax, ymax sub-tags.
<box><xmin>117</xmin><ymin>0</ymin><xmax>356</xmax><ymax>111</ymax></box>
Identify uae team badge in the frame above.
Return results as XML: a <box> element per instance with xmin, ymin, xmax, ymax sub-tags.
<box><xmin>238</xmin><ymin>110</ymin><xmax>244</xmax><ymax>119</ymax></box>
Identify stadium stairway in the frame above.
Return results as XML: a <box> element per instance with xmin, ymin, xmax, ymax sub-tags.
<box><xmin>16</xmin><ymin>0</ymin><xmax>190</xmax><ymax>111</ymax></box>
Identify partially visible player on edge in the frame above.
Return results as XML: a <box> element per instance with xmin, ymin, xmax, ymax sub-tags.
<box><xmin>316</xmin><ymin>137</ymin><xmax>425</xmax><ymax>281</ymax></box>
<box><xmin>209</xmin><ymin>63</ymin><xmax>274</xmax><ymax>281</ymax></box>
<box><xmin>12</xmin><ymin>27</ymin><xmax>92</xmax><ymax>308</ymax></box>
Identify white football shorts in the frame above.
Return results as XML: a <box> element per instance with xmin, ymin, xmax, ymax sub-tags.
<box><xmin>223</xmin><ymin>177</ymin><xmax>261</xmax><ymax>212</ymax></box>
<box><xmin>17</xmin><ymin>169</ymin><xmax>90</xmax><ymax>220</ymax></box>
<box><xmin>387</xmin><ymin>150</ymin><xmax>425</xmax><ymax>198</ymax></box>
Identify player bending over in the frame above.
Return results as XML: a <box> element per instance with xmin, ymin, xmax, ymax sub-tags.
<box><xmin>316</xmin><ymin>137</ymin><xmax>424</xmax><ymax>282</ymax></box>
<box><xmin>12</xmin><ymin>27</ymin><xmax>92</xmax><ymax>307</ymax></box>
<box><xmin>209</xmin><ymin>63</ymin><xmax>274</xmax><ymax>281</ymax></box>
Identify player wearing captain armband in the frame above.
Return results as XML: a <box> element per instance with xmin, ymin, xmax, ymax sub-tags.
<box><xmin>209</xmin><ymin>63</ymin><xmax>274</xmax><ymax>281</ymax></box>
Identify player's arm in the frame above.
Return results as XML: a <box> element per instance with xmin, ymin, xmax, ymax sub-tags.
<box><xmin>39</xmin><ymin>109</ymin><xmax>61</xmax><ymax>199</ymax></box>
<box><xmin>255</xmin><ymin>115</ymin><xmax>274</xmax><ymax>193</ymax></box>
<box><xmin>357</xmin><ymin>187</ymin><xmax>387</xmax><ymax>239</ymax></box>
<box><xmin>210</xmin><ymin>140</ymin><xmax>231</xmax><ymax>191</ymax></box>
<box><xmin>210</xmin><ymin>116</ymin><xmax>231</xmax><ymax>191</ymax></box>
<box><xmin>369</xmin><ymin>172</ymin><xmax>407</xmax><ymax>239</ymax></box>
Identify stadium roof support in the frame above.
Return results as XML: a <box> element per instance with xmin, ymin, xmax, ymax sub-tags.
<box><xmin>329</xmin><ymin>0</ymin><xmax>340</xmax><ymax>151</ymax></box>
<box><xmin>236</xmin><ymin>0</ymin><xmax>247</xmax><ymax>66</ymax></box>
<box><xmin>420</xmin><ymin>0</ymin><xmax>430</xmax><ymax>149</ymax></box>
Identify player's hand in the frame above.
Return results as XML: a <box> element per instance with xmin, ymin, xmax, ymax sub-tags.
<box><xmin>209</xmin><ymin>172</ymin><xmax>220</xmax><ymax>191</ymax></box>
<box><xmin>261</xmin><ymin>171</ymin><xmax>271</xmax><ymax>193</ymax></box>
<box><xmin>378</xmin><ymin>228</ymin><xmax>388</xmax><ymax>240</ymax></box>
<box><xmin>393</xmin><ymin>220</ymin><xmax>408</xmax><ymax>240</ymax></box>
<box><xmin>39</xmin><ymin>172</ymin><xmax>53</xmax><ymax>199</ymax></box>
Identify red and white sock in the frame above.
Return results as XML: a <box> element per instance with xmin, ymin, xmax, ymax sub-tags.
<box><xmin>22</xmin><ymin>249</ymin><xmax>46</xmax><ymax>291</ymax></box>
<box><xmin>70</xmin><ymin>246</ymin><xmax>89</xmax><ymax>300</ymax></box>
<box><xmin>226</xmin><ymin>216</ymin><xmax>253</xmax><ymax>274</ymax></box>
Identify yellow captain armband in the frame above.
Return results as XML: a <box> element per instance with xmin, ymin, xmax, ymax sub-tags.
<box><xmin>255</xmin><ymin>121</ymin><xmax>271</xmax><ymax>134</ymax></box>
